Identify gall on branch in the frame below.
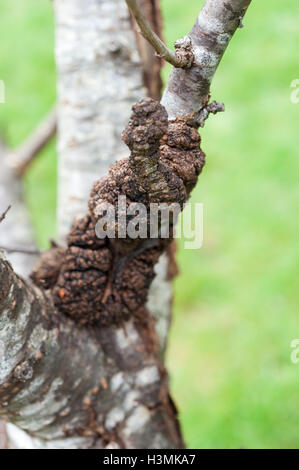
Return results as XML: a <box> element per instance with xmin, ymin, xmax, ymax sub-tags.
<box><xmin>31</xmin><ymin>98</ymin><xmax>205</xmax><ymax>327</ymax></box>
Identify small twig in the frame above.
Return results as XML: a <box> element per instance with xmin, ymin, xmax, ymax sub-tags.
<box><xmin>0</xmin><ymin>245</ymin><xmax>41</xmax><ymax>255</ymax></box>
<box><xmin>0</xmin><ymin>237</ymin><xmax>59</xmax><ymax>255</ymax></box>
<box><xmin>195</xmin><ymin>100</ymin><xmax>225</xmax><ymax>128</ymax></box>
<box><xmin>49</xmin><ymin>238</ymin><xmax>59</xmax><ymax>248</ymax></box>
<box><xmin>7</xmin><ymin>105</ymin><xmax>57</xmax><ymax>178</ymax></box>
<box><xmin>0</xmin><ymin>205</ymin><xmax>11</xmax><ymax>224</ymax></box>
<box><xmin>125</xmin><ymin>0</ymin><xmax>193</xmax><ymax>68</ymax></box>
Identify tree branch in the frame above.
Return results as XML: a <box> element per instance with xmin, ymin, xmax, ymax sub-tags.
<box><xmin>1</xmin><ymin>94</ymin><xmax>204</xmax><ymax>448</ymax></box>
<box><xmin>7</xmin><ymin>105</ymin><xmax>57</xmax><ymax>178</ymax></box>
<box><xmin>130</xmin><ymin>0</ymin><xmax>164</xmax><ymax>100</ymax></box>
<box><xmin>126</xmin><ymin>0</ymin><xmax>194</xmax><ymax>68</ymax></box>
<box><xmin>161</xmin><ymin>0</ymin><xmax>252</xmax><ymax>119</ymax></box>
<box><xmin>0</xmin><ymin>205</ymin><xmax>11</xmax><ymax>224</ymax></box>
<box><xmin>0</xmin><ymin>138</ymin><xmax>38</xmax><ymax>278</ymax></box>
<box><xmin>0</xmin><ymin>253</ymin><xmax>183</xmax><ymax>449</ymax></box>
<box><xmin>0</xmin><ymin>246</ymin><xmax>41</xmax><ymax>255</ymax></box>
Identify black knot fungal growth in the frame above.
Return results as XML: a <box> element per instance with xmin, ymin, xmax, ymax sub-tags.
<box><xmin>160</xmin><ymin>117</ymin><xmax>205</xmax><ymax>194</ymax></box>
<box><xmin>122</xmin><ymin>97</ymin><xmax>168</xmax><ymax>155</ymax></box>
<box><xmin>51</xmin><ymin>216</ymin><xmax>165</xmax><ymax>327</ymax></box>
<box><xmin>31</xmin><ymin>98</ymin><xmax>206</xmax><ymax>328</ymax></box>
<box><xmin>30</xmin><ymin>246</ymin><xmax>65</xmax><ymax>290</ymax></box>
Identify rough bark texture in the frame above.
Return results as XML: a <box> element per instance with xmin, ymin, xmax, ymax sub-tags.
<box><xmin>1</xmin><ymin>97</ymin><xmax>204</xmax><ymax>449</ymax></box>
<box><xmin>0</xmin><ymin>253</ymin><xmax>183</xmax><ymax>449</ymax></box>
<box><xmin>0</xmin><ymin>111</ymin><xmax>56</xmax><ymax>448</ymax></box>
<box><xmin>45</xmin><ymin>99</ymin><xmax>204</xmax><ymax>329</ymax></box>
<box><xmin>0</xmin><ymin>141</ymin><xmax>38</xmax><ymax>446</ymax></box>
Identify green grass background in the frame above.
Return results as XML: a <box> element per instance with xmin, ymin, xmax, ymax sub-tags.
<box><xmin>0</xmin><ymin>0</ymin><xmax>298</xmax><ymax>448</ymax></box>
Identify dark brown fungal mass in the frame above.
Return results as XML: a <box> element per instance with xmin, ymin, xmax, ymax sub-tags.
<box><xmin>30</xmin><ymin>247</ymin><xmax>65</xmax><ymax>290</ymax></box>
<box><xmin>31</xmin><ymin>98</ymin><xmax>205</xmax><ymax>327</ymax></box>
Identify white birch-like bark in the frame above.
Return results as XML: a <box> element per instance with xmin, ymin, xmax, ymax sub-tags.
<box><xmin>54</xmin><ymin>0</ymin><xmax>173</xmax><ymax>357</ymax></box>
<box><xmin>55</xmin><ymin>0</ymin><xmax>145</xmax><ymax>239</ymax></box>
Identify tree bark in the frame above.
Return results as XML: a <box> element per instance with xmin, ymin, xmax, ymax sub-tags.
<box><xmin>130</xmin><ymin>0</ymin><xmax>164</xmax><ymax>100</ymax></box>
<box><xmin>0</xmin><ymin>252</ymin><xmax>183</xmax><ymax>449</ymax></box>
<box><xmin>55</xmin><ymin>0</ymin><xmax>146</xmax><ymax>240</ymax></box>
<box><xmin>54</xmin><ymin>0</ymin><xmax>173</xmax><ymax>358</ymax></box>
<box><xmin>2</xmin><ymin>0</ymin><xmax>174</xmax><ymax>449</ymax></box>
<box><xmin>0</xmin><ymin>108</ymin><xmax>56</xmax><ymax>449</ymax></box>
<box><xmin>0</xmin><ymin>0</ymin><xmax>252</xmax><ymax>449</ymax></box>
<box><xmin>8</xmin><ymin>106</ymin><xmax>57</xmax><ymax>178</ymax></box>
<box><xmin>162</xmin><ymin>0</ymin><xmax>251</xmax><ymax>119</ymax></box>
<box><xmin>0</xmin><ymin>140</ymin><xmax>38</xmax><ymax>278</ymax></box>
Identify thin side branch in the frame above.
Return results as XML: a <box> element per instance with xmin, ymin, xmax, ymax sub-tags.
<box><xmin>196</xmin><ymin>100</ymin><xmax>225</xmax><ymax>128</ymax></box>
<box><xmin>126</xmin><ymin>0</ymin><xmax>193</xmax><ymax>68</ymax></box>
<box><xmin>0</xmin><ymin>138</ymin><xmax>39</xmax><ymax>277</ymax></box>
<box><xmin>7</xmin><ymin>105</ymin><xmax>57</xmax><ymax>178</ymax></box>
<box><xmin>0</xmin><ymin>245</ymin><xmax>41</xmax><ymax>255</ymax></box>
<box><xmin>130</xmin><ymin>0</ymin><xmax>164</xmax><ymax>100</ymax></box>
<box><xmin>0</xmin><ymin>205</ymin><xmax>11</xmax><ymax>224</ymax></box>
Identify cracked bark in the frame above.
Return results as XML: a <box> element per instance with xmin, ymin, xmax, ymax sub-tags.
<box><xmin>0</xmin><ymin>133</ymin><xmax>40</xmax><ymax>448</ymax></box>
<box><xmin>0</xmin><ymin>253</ymin><xmax>182</xmax><ymax>449</ymax></box>
<box><xmin>2</xmin><ymin>95</ymin><xmax>204</xmax><ymax>448</ymax></box>
<box><xmin>0</xmin><ymin>0</ymin><xmax>252</xmax><ymax>449</ymax></box>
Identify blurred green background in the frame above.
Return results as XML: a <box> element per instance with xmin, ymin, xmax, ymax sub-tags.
<box><xmin>0</xmin><ymin>0</ymin><xmax>298</xmax><ymax>449</ymax></box>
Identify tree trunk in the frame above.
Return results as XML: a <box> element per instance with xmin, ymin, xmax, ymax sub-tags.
<box><xmin>0</xmin><ymin>253</ymin><xmax>183</xmax><ymax>448</ymax></box>
<box><xmin>54</xmin><ymin>0</ymin><xmax>173</xmax><ymax>358</ymax></box>
<box><xmin>0</xmin><ymin>0</ymin><xmax>252</xmax><ymax>449</ymax></box>
<box><xmin>3</xmin><ymin>0</ymin><xmax>176</xmax><ymax>448</ymax></box>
